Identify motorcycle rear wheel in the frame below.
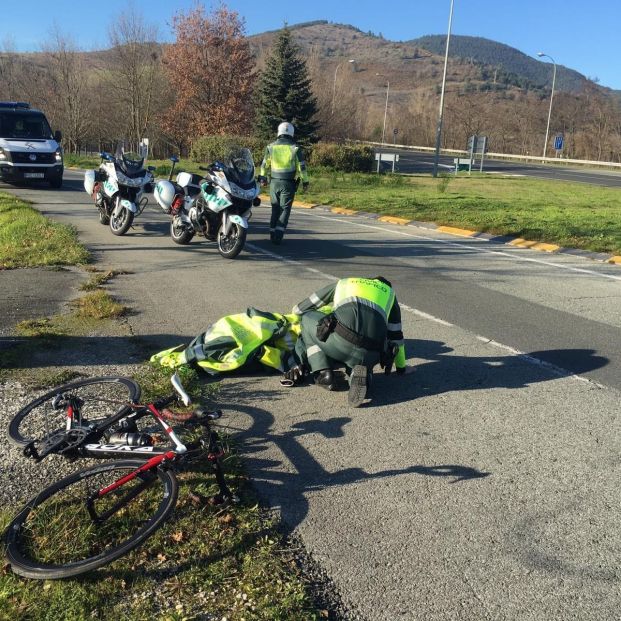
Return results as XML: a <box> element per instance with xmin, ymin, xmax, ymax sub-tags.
<box><xmin>170</xmin><ymin>218</ymin><xmax>194</xmax><ymax>245</ymax></box>
<box><xmin>110</xmin><ymin>206</ymin><xmax>134</xmax><ymax>236</ymax></box>
<box><xmin>217</xmin><ymin>222</ymin><xmax>246</xmax><ymax>259</ymax></box>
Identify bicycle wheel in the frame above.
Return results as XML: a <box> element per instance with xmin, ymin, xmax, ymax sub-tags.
<box><xmin>5</xmin><ymin>459</ymin><xmax>178</xmax><ymax>579</ymax></box>
<box><xmin>8</xmin><ymin>376</ymin><xmax>141</xmax><ymax>448</ymax></box>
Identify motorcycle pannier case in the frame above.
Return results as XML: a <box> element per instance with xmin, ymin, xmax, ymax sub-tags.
<box><xmin>83</xmin><ymin>170</ymin><xmax>96</xmax><ymax>195</ymax></box>
<box><xmin>154</xmin><ymin>180</ymin><xmax>176</xmax><ymax>213</ymax></box>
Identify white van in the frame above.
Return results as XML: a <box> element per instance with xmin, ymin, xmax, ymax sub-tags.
<box><xmin>0</xmin><ymin>102</ymin><xmax>63</xmax><ymax>188</ymax></box>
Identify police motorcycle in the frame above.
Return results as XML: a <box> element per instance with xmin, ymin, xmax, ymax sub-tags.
<box><xmin>83</xmin><ymin>143</ymin><xmax>155</xmax><ymax>236</ymax></box>
<box><xmin>154</xmin><ymin>147</ymin><xmax>260</xmax><ymax>259</ymax></box>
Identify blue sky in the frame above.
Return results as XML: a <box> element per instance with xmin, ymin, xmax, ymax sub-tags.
<box><xmin>3</xmin><ymin>0</ymin><xmax>620</xmax><ymax>89</ymax></box>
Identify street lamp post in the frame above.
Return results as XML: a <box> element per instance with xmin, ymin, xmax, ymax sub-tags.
<box><xmin>432</xmin><ymin>0</ymin><xmax>455</xmax><ymax>178</ymax></box>
<box><xmin>537</xmin><ymin>52</ymin><xmax>557</xmax><ymax>160</ymax></box>
<box><xmin>375</xmin><ymin>74</ymin><xmax>390</xmax><ymax>145</ymax></box>
<box><xmin>332</xmin><ymin>59</ymin><xmax>356</xmax><ymax>114</ymax></box>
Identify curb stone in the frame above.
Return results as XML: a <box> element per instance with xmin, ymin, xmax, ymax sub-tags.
<box><xmin>289</xmin><ymin>201</ymin><xmax>621</xmax><ymax>266</ymax></box>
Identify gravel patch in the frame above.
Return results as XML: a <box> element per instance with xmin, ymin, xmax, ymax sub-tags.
<box><xmin>0</xmin><ymin>363</ymin><xmax>141</xmax><ymax>506</ymax></box>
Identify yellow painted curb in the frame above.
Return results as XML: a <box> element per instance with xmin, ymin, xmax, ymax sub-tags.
<box><xmin>509</xmin><ymin>239</ymin><xmax>560</xmax><ymax>252</ymax></box>
<box><xmin>331</xmin><ymin>207</ymin><xmax>357</xmax><ymax>215</ymax></box>
<box><xmin>378</xmin><ymin>215</ymin><xmax>412</xmax><ymax>225</ymax></box>
<box><xmin>437</xmin><ymin>225</ymin><xmax>477</xmax><ymax>237</ymax></box>
<box><xmin>607</xmin><ymin>255</ymin><xmax>621</xmax><ymax>264</ymax></box>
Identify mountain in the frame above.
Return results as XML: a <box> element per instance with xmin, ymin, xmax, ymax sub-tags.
<box><xmin>248</xmin><ymin>22</ymin><xmax>608</xmax><ymax>103</ymax></box>
<box><xmin>409</xmin><ymin>34</ymin><xmax>589</xmax><ymax>93</ymax></box>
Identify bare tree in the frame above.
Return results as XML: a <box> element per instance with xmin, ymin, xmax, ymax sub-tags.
<box><xmin>309</xmin><ymin>54</ymin><xmax>366</xmax><ymax>141</ymax></box>
<box><xmin>0</xmin><ymin>38</ymin><xmax>21</xmax><ymax>99</ymax></box>
<box><xmin>107</xmin><ymin>8</ymin><xmax>161</xmax><ymax>150</ymax></box>
<box><xmin>41</xmin><ymin>26</ymin><xmax>91</xmax><ymax>152</ymax></box>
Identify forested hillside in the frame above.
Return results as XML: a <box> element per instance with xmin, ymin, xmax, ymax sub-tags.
<box><xmin>410</xmin><ymin>35</ymin><xmax>590</xmax><ymax>93</ymax></box>
<box><xmin>1</xmin><ymin>14</ymin><xmax>620</xmax><ymax>163</ymax></box>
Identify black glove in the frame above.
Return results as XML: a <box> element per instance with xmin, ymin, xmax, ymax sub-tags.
<box><xmin>302</xmin><ymin>182</ymin><xmax>309</xmax><ymax>192</ymax></box>
<box><xmin>281</xmin><ymin>364</ymin><xmax>306</xmax><ymax>386</ymax></box>
<box><xmin>257</xmin><ymin>175</ymin><xmax>268</xmax><ymax>187</ymax></box>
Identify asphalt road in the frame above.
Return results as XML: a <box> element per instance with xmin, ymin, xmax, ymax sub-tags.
<box><xmin>2</xmin><ymin>171</ymin><xmax>620</xmax><ymax>620</ymax></box>
<box><xmin>380</xmin><ymin>148</ymin><xmax>621</xmax><ymax>187</ymax></box>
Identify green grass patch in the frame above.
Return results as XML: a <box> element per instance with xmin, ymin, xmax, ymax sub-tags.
<box><xmin>73</xmin><ymin>290</ymin><xmax>126</xmax><ymax>319</ymax></box>
<box><xmin>303</xmin><ymin>172</ymin><xmax>621</xmax><ymax>254</ymax></box>
<box><xmin>79</xmin><ymin>269</ymin><xmax>131</xmax><ymax>291</ymax></box>
<box><xmin>64</xmin><ymin>154</ymin><xmax>204</xmax><ymax>178</ymax></box>
<box><xmin>0</xmin><ymin>192</ymin><xmax>89</xmax><ymax>269</ymax></box>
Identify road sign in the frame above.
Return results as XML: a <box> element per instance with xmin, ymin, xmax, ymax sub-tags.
<box><xmin>554</xmin><ymin>135</ymin><xmax>564</xmax><ymax>151</ymax></box>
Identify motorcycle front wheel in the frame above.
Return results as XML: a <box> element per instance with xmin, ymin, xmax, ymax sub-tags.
<box><xmin>98</xmin><ymin>208</ymin><xmax>110</xmax><ymax>225</ymax></box>
<box><xmin>110</xmin><ymin>206</ymin><xmax>134</xmax><ymax>236</ymax></box>
<box><xmin>217</xmin><ymin>222</ymin><xmax>246</xmax><ymax>259</ymax></box>
<box><xmin>170</xmin><ymin>218</ymin><xmax>194</xmax><ymax>245</ymax></box>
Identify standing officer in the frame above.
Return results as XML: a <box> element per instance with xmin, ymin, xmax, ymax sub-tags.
<box><xmin>258</xmin><ymin>122</ymin><xmax>309</xmax><ymax>245</ymax></box>
<box><xmin>286</xmin><ymin>276</ymin><xmax>408</xmax><ymax>407</ymax></box>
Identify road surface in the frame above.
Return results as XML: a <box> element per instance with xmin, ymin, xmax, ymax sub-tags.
<box><xmin>2</xmin><ymin>171</ymin><xmax>620</xmax><ymax>621</ymax></box>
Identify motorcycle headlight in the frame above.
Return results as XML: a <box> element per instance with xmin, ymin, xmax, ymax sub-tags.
<box><xmin>117</xmin><ymin>171</ymin><xmax>142</xmax><ymax>187</ymax></box>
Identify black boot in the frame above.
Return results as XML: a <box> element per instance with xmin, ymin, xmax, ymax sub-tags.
<box><xmin>315</xmin><ymin>369</ymin><xmax>335</xmax><ymax>391</ymax></box>
<box><xmin>348</xmin><ymin>365</ymin><xmax>369</xmax><ymax>407</ymax></box>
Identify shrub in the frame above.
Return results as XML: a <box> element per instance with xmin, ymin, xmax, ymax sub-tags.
<box><xmin>308</xmin><ymin>143</ymin><xmax>374</xmax><ymax>172</ymax></box>
<box><xmin>190</xmin><ymin>135</ymin><xmax>266</xmax><ymax>165</ymax></box>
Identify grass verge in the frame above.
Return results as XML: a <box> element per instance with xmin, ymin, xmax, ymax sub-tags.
<box><xmin>302</xmin><ymin>172</ymin><xmax>621</xmax><ymax>255</ymax></box>
<box><xmin>0</xmin><ymin>191</ymin><xmax>89</xmax><ymax>269</ymax></box>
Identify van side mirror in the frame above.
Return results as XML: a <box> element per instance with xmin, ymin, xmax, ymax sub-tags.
<box><xmin>54</xmin><ymin>130</ymin><xmax>62</xmax><ymax>143</ymax></box>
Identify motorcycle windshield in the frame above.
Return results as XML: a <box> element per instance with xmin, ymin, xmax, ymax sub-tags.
<box><xmin>221</xmin><ymin>148</ymin><xmax>255</xmax><ymax>186</ymax></box>
<box><xmin>114</xmin><ymin>143</ymin><xmax>145</xmax><ymax>176</ymax></box>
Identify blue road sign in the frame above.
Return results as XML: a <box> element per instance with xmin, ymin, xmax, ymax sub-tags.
<box><xmin>554</xmin><ymin>135</ymin><xmax>564</xmax><ymax>150</ymax></box>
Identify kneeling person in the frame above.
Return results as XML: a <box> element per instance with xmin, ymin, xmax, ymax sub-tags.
<box><xmin>289</xmin><ymin>276</ymin><xmax>407</xmax><ymax>406</ymax></box>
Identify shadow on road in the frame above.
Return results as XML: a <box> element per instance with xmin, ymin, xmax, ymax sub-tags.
<box><xmin>369</xmin><ymin>339</ymin><xmax>609</xmax><ymax>407</ymax></box>
<box><xmin>213</xmin><ymin>378</ymin><xmax>491</xmax><ymax>533</ymax></box>
<box><xmin>0</xmin><ymin>333</ymin><xmax>194</xmax><ymax>369</ymax></box>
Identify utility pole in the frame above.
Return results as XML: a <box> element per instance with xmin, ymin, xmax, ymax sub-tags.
<box><xmin>432</xmin><ymin>0</ymin><xmax>455</xmax><ymax>178</ymax></box>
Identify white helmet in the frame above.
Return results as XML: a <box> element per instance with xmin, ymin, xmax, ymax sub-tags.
<box><xmin>277</xmin><ymin>122</ymin><xmax>294</xmax><ymax>138</ymax></box>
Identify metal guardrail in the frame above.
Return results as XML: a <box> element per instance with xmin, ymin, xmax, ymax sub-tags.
<box><xmin>358</xmin><ymin>140</ymin><xmax>621</xmax><ymax>170</ymax></box>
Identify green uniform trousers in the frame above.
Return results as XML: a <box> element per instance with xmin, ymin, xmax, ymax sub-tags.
<box><xmin>269</xmin><ymin>178</ymin><xmax>297</xmax><ymax>240</ymax></box>
<box><xmin>295</xmin><ymin>310</ymin><xmax>381</xmax><ymax>372</ymax></box>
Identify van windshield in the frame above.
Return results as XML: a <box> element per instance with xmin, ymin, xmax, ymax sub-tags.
<box><xmin>0</xmin><ymin>111</ymin><xmax>53</xmax><ymax>140</ymax></box>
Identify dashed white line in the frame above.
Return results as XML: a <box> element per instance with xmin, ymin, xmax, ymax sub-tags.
<box><xmin>246</xmin><ymin>241</ymin><xmax>605</xmax><ymax>387</ymax></box>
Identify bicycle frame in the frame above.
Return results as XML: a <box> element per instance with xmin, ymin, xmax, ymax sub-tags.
<box><xmin>79</xmin><ymin>401</ymin><xmax>189</xmax><ymax>459</ymax></box>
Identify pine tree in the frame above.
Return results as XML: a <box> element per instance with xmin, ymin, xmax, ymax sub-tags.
<box><xmin>255</xmin><ymin>28</ymin><xmax>319</xmax><ymax>145</ymax></box>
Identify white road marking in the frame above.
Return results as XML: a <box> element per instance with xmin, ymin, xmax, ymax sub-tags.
<box><xmin>245</xmin><ymin>242</ymin><xmax>605</xmax><ymax>387</ymax></box>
